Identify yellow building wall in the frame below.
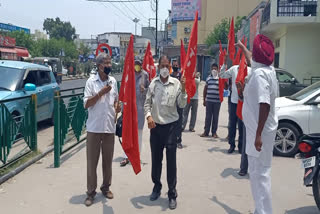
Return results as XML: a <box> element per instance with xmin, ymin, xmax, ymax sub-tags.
<box><xmin>173</xmin><ymin>0</ymin><xmax>264</xmax><ymax>45</ymax></box>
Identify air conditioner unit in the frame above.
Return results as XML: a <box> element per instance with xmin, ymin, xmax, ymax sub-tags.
<box><xmin>184</xmin><ymin>27</ymin><xmax>191</xmax><ymax>34</ymax></box>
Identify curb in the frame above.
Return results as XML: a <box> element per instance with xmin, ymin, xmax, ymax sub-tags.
<box><xmin>62</xmin><ymin>76</ymin><xmax>88</xmax><ymax>82</ymax></box>
<box><xmin>0</xmin><ymin>147</ymin><xmax>54</xmax><ymax>185</ymax></box>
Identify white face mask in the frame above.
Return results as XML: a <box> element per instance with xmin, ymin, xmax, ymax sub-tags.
<box><xmin>160</xmin><ymin>67</ymin><xmax>170</xmax><ymax>78</ymax></box>
<box><xmin>211</xmin><ymin>69</ymin><xmax>218</xmax><ymax>78</ymax></box>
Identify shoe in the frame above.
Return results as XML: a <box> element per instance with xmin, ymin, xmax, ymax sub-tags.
<box><xmin>212</xmin><ymin>134</ymin><xmax>219</xmax><ymax>138</ymax></box>
<box><xmin>238</xmin><ymin>171</ymin><xmax>247</xmax><ymax>176</ymax></box>
<box><xmin>150</xmin><ymin>191</ymin><xmax>161</xmax><ymax>201</ymax></box>
<box><xmin>189</xmin><ymin>129</ymin><xmax>196</xmax><ymax>132</ymax></box>
<box><xmin>102</xmin><ymin>190</ymin><xmax>114</xmax><ymax>199</ymax></box>
<box><xmin>84</xmin><ymin>196</ymin><xmax>94</xmax><ymax>207</ymax></box>
<box><xmin>120</xmin><ymin>158</ymin><xmax>129</xmax><ymax>167</ymax></box>
<box><xmin>177</xmin><ymin>143</ymin><xmax>183</xmax><ymax>149</ymax></box>
<box><xmin>228</xmin><ymin>146</ymin><xmax>235</xmax><ymax>154</ymax></box>
<box><xmin>169</xmin><ymin>198</ymin><xmax>177</xmax><ymax>210</ymax></box>
<box><xmin>200</xmin><ymin>133</ymin><xmax>208</xmax><ymax>137</ymax></box>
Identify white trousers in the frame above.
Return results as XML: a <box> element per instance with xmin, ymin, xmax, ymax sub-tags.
<box><xmin>248</xmin><ymin>156</ymin><xmax>273</xmax><ymax>214</ymax></box>
<box><xmin>124</xmin><ymin>129</ymin><xmax>143</xmax><ymax>159</ymax></box>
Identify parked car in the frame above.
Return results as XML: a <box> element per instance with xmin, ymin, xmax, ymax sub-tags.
<box><xmin>0</xmin><ymin>60</ymin><xmax>60</xmax><ymax>124</ymax></box>
<box><xmin>274</xmin><ymin>81</ymin><xmax>320</xmax><ymax>157</ymax></box>
<box><xmin>276</xmin><ymin>69</ymin><xmax>307</xmax><ymax>97</ymax></box>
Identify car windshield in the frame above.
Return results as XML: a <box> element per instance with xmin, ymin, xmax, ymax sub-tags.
<box><xmin>0</xmin><ymin>67</ymin><xmax>24</xmax><ymax>91</ymax></box>
<box><xmin>288</xmin><ymin>81</ymin><xmax>320</xmax><ymax>101</ymax></box>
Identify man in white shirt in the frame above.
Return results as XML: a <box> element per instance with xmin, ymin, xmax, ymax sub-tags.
<box><xmin>239</xmin><ymin>34</ymin><xmax>279</xmax><ymax>214</ymax></box>
<box><xmin>219</xmin><ymin>64</ymin><xmax>244</xmax><ymax>154</ymax></box>
<box><xmin>144</xmin><ymin>55</ymin><xmax>187</xmax><ymax>210</ymax></box>
<box><xmin>83</xmin><ymin>53</ymin><xmax>121</xmax><ymax>207</ymax></box>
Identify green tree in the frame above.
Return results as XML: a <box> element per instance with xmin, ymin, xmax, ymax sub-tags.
<box><xmin>43</xmin><ymin>17</ymin><xmax>77</xmax><ymax>41</ymax></box>
<box><xmin>79</xmin><ymin>42</ymin><xmax>91</xmax><ymax>57</ymax></box>
<box><xmin>205</xmin><ymin>16</ymin><xmax>246</xmax><ymax>46</ymax></box>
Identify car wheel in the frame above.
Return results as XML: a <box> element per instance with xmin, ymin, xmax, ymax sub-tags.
<box><xmin>274</xmin><ymin>122</ymin><xmax>301</xmax><ymax>157</ymax></box>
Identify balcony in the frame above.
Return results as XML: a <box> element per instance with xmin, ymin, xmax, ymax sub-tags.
<box><xmin>277</xmin><ymin>0</ymin><xmax>318</xmax><ymax>17</ymax></box>
<box><xmin>261</xmin><ymin>0</ymin><xmax>319</xmax><ymax>32</ymax></box>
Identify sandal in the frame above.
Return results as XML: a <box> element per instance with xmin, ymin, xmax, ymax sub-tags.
<box><xmin>120</xmin><ymin>158</ymin><xmax>129</xmax><ymax>167</ymax></box>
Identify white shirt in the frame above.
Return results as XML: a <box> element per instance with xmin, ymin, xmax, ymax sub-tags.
<box><xmin>84</xmin><ymin>74</ymin><xmax>118</xmax><ymax>133</ymax></box>
<box><xmin>220</xmin><ymin>65</ymin><xmax>252</xmax><ymax>104</ymax></box>
<box><xmin>243</xmin><ymin>61</ymin><xmax>279</xmax><ymax>166</ymax></box>
<box><xmin>144</xmin><ymin>76</ymin><xmax>187</xmax><ymax>125</ymax></box>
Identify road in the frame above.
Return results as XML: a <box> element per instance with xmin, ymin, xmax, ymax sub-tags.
<box><xmin>0</xmin><ymin>82</ymin><xmax>318</xmax><ymax>214</ymax></box>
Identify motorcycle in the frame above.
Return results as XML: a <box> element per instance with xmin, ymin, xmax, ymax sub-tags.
<box><xmin>298</xmin><ymin>133</ymin><xmax>320</xmax><ymax>210</ymax></box>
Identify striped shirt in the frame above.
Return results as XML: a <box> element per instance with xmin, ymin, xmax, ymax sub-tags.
<box><xmin>206</xmin><ymin>75</ymin><xmax>220</xmax><ymax>103</ymax></box>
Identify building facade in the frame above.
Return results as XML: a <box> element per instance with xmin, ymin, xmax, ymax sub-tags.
<box><xmin>171</xmin><ymin>0</ymin><xmax>264</xmax><ymax>45</ymax></box>
<box><xmin>260</xmin><ymin>0</ymin><xmax>320</xmax><ymax>82</ymax></box>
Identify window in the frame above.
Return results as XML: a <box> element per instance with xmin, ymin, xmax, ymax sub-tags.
<box><xmin>24</xmin><ymin>70</ymin><xmax>38</xmax><ymax>86</ymax></box>
<box><xmin>277</xmin><ymin>71</ymin><xmax>293</xmax><ymax>83</ymax></box>
<box><xmin>274</xmin><ymin>53</ymin><xmax>280</xmax><ymax>68</ymax></box>
<box><xmin>38</xmin><ymin>71</ymin><xmax>51</xmax><ymax>85</ymax></box>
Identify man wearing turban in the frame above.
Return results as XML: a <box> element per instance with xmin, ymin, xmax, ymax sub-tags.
<box><xmin>237</xmin><ymin>34</ymin><xmax>279</xmax><ymax>214</ymax></box>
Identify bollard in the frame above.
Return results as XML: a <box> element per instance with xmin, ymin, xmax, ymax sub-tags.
<box><xmin>54</xmin><ymin>91</ymin><xmax>61</xmax><ymax>168</ymax></box>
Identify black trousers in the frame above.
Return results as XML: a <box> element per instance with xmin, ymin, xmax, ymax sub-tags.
<box><xmin>150</xmin><ymin>121</ymin><xmax>178</xmax><ymax>199</ymax></box>
<box><xmin>176</xmin><ymin>107</ymin><xmax>183</xmax><ymax>144</ymax></box>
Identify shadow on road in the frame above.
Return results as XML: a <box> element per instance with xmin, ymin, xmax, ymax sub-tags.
<box><xmin>208</xmin><ymin>147</ymin><xmax>239</xmax><ymax>155</ymax></box>
<box><xmin>130</xmin><ymin>195</ymin><xmax>168</xmax><ymax>211</ymax></box>
<box><xmin>69</xmin><ymin>193</ymin><xmax>114</xmax><ymax>213</ymax></box>
<box><xmin>48</xmin><ymin>142</ymin><xmax>86</xmax><ymax>168</ymax></box>
<box><xmin>285</xmin><ymin>206</ymin><xmax>319</xmax><ymax>214</ymax></box>
<box><xmin>211</xmin><ymin>196</ymin><xmax>242</xmax><ymax>214</ymax></box>
<box><xmin>220</xmin><ymin>168</ymin><xmax>249</xmax><ymax>180</ymax></box>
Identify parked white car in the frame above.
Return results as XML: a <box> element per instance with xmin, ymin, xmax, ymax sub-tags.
<box><xmin>275</xmin><ymin>81</ymin><xmax>320</xmax><ymax>157</ymax></box>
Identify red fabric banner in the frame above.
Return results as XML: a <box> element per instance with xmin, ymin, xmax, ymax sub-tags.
<box><xmin>142</xmin><ymin>42</ymin><xmax>156</xmax><ymax>81</ymax></box>
<box><xmin>183</xmin><ymin>11</ymin><xmax>198</xmax><ymax>103</ymax></box>
<box><xmin>228</xmin><ymin>17</ymin><xmax>235</xmax><ymax>62</ymax></box>
<box><xmin>119</xmin><ymin>35</ymin><xmax>141</xmax><ymax>175</ymax></box>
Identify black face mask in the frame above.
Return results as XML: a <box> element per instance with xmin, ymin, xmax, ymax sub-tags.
<box><xmin>104</xmin><ymin>66</ymin><xmax>112</xmax><ymax>75</ymax></box>
<box><xmin>173</xmin><ymin>66</ymin><xmax>179</xmax><ymax>72</ymax></box>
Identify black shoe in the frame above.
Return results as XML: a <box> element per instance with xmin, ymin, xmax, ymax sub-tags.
<box><xmin>177</xmin><ymin>143</ymin><xmax>183</xmax><ymax>149</ymax></box>
<box><xmin>84</xmin><ymin>196</ymin><xmax>94</xmax><ymax>207</ymax></box>
<box><xmin>169</xmin><ymin>198</ymin><xmax>177</xmax><ymax>210</ymax></box>
<box><xmin>238</xmin><ymin>171</ymin><xmax>247</xmax><ymax>176</ymax></box>
<box><xmin>150</xmin><ymin>192</ymin><xmax>161</xmax><ymax>201</ymax></box>
<box><xmin>228</xmin><ymin>146</ymin><xmax>235</xmax><ymax>154</ymax></box>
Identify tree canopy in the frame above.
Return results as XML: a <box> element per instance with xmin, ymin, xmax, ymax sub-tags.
<box><xmin>205</xmin><ymin>16</ymin><xmax>246</xmax><ymax>46</ymax></box>
<box><xmin>43</xmin><ymin>17</ymin><xmax>77</xmax><ymax>41</ymax></box>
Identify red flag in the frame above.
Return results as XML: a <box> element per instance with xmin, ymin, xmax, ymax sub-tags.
<box><xmin>236</xmin><ymin>54</ymin><xmax>248</xmax><ymax>121</ymax></box>
<box><xmin>218</xmin><ymin>40</ymin><xmax>226</xmax><ymax>102</ymax></box>
<box><xmin>119</xmin><ymin>35</ymin><xmax>141</xmax><ymax>175</ymax></box>
<box><xmin>228</xmin><ymin>17</ymin><xmax>236</xmax><ymax>62</ymax></box>
<box><xmin>142</xmin><ymin>42</ymin><xmax>156</xmax><ymax>81</ymax></box>
<box><xmin>233</xmin><ymin>37</ymin><xmax>247</xmax><ymax>65</ymax></box>
<box><xmin>180</xmin><ymin>39</ymin><xmax>186</xmax><ymax>75</ymax></box>
<box><xmin>183</xmin><ymin>11</ymin><xmax>198</xmax><ymax>103</ymax></box>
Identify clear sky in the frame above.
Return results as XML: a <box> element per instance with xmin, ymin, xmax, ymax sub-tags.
<box><xmin>0</xmin><ymin>0</ymin><xmax>171</xmax><ymax>38</ymax></box>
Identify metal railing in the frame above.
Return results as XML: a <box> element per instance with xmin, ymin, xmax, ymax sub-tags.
<box><xmin>54</xmin><ymin>88</ymin><xmax>88</xmax><ymax>167</ymax></box>
<box><xmin>0</xmin><ymin>95</ymin><xmax>37</xmax><ymax>168</ymax></box>
<box><xmin>278</xmin><ymin>0</ymin><xmax>318</xmax><ymax>17</ymax></box>
<box><xmin>303</xmin><ymin>76</ymin><xmax>320</xmax><ymax>85</ymax></box>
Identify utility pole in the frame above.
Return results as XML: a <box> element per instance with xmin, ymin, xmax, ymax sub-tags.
<box><xmin>133</xmin><ymin>18</ymin><xmax>140</xmax><ymax>36</ymax></box>
<box><xmin>155</xmin><ymin>0</ymin><xmax>158</xmax><ymax>57</ymax></box>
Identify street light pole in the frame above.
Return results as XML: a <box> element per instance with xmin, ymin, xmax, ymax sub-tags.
<box><xmin>133</xmin><ymin>18</ymin><xmax>140</xmax><ymax>36</ymax></box>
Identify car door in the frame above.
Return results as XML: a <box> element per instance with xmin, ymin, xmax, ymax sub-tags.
<box><xmin>23</xmin><ymin>70</ymin><xmax>44</xmax><ymax>122</ymax></box>
<box><xmin>308</xmin><ymin>94</ymin><xmax>320</xmax><ymax>134</ymax></box>
<box><xmin>37</xmin><ymin>70</ymin><xmax>56</xmax><ymax>121</ymax></box>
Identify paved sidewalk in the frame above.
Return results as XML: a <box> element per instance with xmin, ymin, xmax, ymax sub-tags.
<box><xmin>0</xmin><ymin>83</ymin><xmax>318</xmax><ymax>214</ymax></box>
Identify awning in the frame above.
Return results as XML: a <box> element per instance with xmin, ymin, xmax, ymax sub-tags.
<box><xmin>0</xmin><ymin>47</ymin><xmax>17</xmax><ymax>54</ymax></box>
<box><xmin>15</xmin><ymin>48</ymin><xmax>29</xmax><ymax>57</ymax></box>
